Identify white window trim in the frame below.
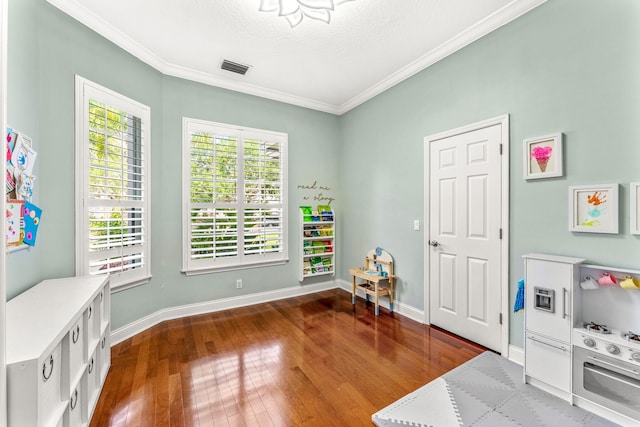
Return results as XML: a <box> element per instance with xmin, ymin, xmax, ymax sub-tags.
<box><xmin>75</xmin><ymin>75</ymin><xmax>152</xmax><ymax>290</ymax></box>
<box><xmin>182</xmin><ymin>117</ymin><xmax>289</xmax><ymax>275</ymax></box>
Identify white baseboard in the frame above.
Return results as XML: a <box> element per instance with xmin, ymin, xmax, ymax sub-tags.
<box><xmin>111</xmin><ymin>280</ymin><xmax>338</xmax><ymax>345</ymax></box>
<box><xmin>336</xmin><ymin>279</ymin><xmax>425</xmax><ymax>323</ymax></box>
<box><xmin>508</xmin><ymin>345</ymin><xmax>524</xmax><ymax>366</ymax></box>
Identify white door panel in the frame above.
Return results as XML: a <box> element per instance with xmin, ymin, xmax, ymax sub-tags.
<box><xmin>438</xmin><ymin>253</ymin><xmax>456</xmax><ymax>313</ymax></box>
<box><xmin>467</xmin><ymin>257</ymin><xmax>488</xmax><ymax>323</ymax></box>
<box><xmin>428</xmin><ymin>123</ymin><xmax>503</xmax><ymax>351</ymax></box>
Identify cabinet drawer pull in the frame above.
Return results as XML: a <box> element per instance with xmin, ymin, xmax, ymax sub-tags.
<box><xmin>527</xmin><ymin>335</ymin><xmax>567</xmax><ymax>352</ymax></box>
<box><xmin>101</xmin><ymin>336</ymin><xmax>106</xmax><ymax>350</ymax></box>
<box><xmin>70</xmin><ymin>388</ymin><xmax>78</xmax><ymax>410</ymax></box>
<box><xmin>72</xmin><ymin>325</ymin><xmax>80</xmax><ymax>344</ymax></box>
<box><xmin>88</xmin><ymin>357</ymin><xmax>94</xmax><ymax>374</ymax></box>
<box><xmin>42</xmin><ymin>354</ymin><xmax>54</xmax><ymax>382</ymax></box>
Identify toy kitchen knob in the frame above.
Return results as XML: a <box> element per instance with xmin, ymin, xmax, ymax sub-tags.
<box><xmin>583</xmin><ymin>338</ymin><xmax>596</xmax><ymax>348</ymax></box>
<box><xmin>632</xmin><ymin>352</ymin><xmax>640</xmax><ymax>362</ymax></box>
<box><xmin>606</xmin><ymin>344</ymin><xmax>620</xmax><ymax>355</ymax></box>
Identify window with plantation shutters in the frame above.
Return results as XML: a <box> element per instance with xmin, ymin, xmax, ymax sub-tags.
<box><xmin>76</xmin><ymin>76</ymin><xmax>151</xmax><ymax>290</ymax></box>
<box><xmin>182</xmin><ymin>118</ymin><xmax>288</xmax><ymax>274</ymax></box>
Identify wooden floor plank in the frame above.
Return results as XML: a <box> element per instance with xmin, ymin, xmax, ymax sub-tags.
<box><xmin>90</xmin><ymin>289</ymin><xmax>486</xmax><ymax>426</ymax></box>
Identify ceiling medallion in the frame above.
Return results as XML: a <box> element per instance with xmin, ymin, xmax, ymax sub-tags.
<box><xmin>259</xmin><ymin>0</ymin><xmax>355</xmax><ymax>28</ymax></box>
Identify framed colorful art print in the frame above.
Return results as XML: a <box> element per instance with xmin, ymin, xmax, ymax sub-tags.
<box><xmin>523</xmin><ymin>133</ymin><xmax>563</xmax><ymax>180</ymax></box>
<box><xmin>569</xmin><ymin>184</ymin><xmax>618</xmax><ymax>234</ymax></box>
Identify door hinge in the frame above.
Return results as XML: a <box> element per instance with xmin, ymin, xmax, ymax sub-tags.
<box><xmin>499</xmin><ymin>144</ymin><xmax>503</xmax><ymax>155</ymax></box>
<box><xmin>499</xmin><ymin>313</ymin><xmax>503</xmax><ymax>325</ymax></box>
<box><xmin>499</xmin><ymin>228</ymin><xmax>502</xmax><ymax>239</ymax></box>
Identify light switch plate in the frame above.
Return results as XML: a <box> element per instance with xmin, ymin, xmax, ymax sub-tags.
<box><xmin>413</xmin><ymin>220</ymin><xmax>420</xmax><ymax>231</ymax></box>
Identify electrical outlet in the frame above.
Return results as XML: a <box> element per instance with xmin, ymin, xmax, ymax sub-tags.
<box><xmin>236</xmin><ymin>279</ymin><xmax>242</xmax><ymax>289</ymax></box>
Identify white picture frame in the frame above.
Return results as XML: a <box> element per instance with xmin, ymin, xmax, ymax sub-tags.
<box><xmin>569</xmin><ymin>184</ymin><xmax>618</xmax><ymax>234</ymax></box>
<box><xmin>631</xmin><ymin>182</ymin><xmax>640</xmax><ymax>235</ymax></box>
<box><xmin>523</xmin><ymin>133</ymin><xmax>563</xmax><ymax>180</ymax></box>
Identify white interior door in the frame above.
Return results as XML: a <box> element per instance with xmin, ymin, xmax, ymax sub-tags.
<box><xmin>427</xmin><ymin>122</ymin><xmax>504</xmax><ymax>352</ymax></box>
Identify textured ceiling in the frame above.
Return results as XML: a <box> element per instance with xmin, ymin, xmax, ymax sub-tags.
<box><xmin>47</xmin><ymin>0</ymin><xmax>546</xmax><ymax>114</ymax></box>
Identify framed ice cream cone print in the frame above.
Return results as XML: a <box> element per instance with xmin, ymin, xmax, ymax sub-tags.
<box><xmin>569</xmin><ymin>184</ymin><xmax>619</xmax><ymax>234</ymax></box>
<box><xmin>523</xmin><ymin>133</ymin><xmax>563</xmax><ymax>179</ymax></box>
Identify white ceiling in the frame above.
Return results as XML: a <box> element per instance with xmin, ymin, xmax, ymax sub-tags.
<box><xmin>47</xmin><ymin>0</ymin><xmax>546</xmax><ymax>114</ymax></box>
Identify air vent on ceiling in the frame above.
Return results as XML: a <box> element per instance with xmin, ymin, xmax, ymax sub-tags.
<box><xmin>221</xmin><ymin>59</ymin><xmax>250</xmax><ymax>75</ymax></box>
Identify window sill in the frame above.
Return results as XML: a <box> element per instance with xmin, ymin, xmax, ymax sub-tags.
<box><xmin>182</xmin><ymin>259</ymin><xmax>289</xmax><ymax>277</ymax></box>
<box><xmin>111</xmin><ymin>275</ymin><xmax>152</xmax><ymax>293</ymax></box>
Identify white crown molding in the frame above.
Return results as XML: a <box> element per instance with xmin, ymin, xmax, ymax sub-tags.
<box><xmin>161</xmin><ymin>61</ymin><xmax>342</xmax><ymax>114</ymax></box>
<box><xmin>46</xmin><ymin>0</ymin><xmax>341</xmax><ymax>114</ymax></box>
<box><xmin>47</xmin><ymin>0</ymin><xmax>545</xmax><ymax>116</ymax></box>
<box><xmin>46</xmin><ymin>0</ymin><xmax>167</xmax><ymax>70</ymax></box>
<box><xmin>336</xmin><ymin>0</ymin><xmax>547</xmax><ymax>114</ymax></box>
<box><xmin>110</xmin><ymin>280</ymin><xmax>339</xmax><ymax>345</ymax></box>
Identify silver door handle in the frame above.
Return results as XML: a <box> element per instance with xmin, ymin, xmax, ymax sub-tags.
<box><xmin>429</xmin><ymin>240</ymin><xmax>440</xmax><ymax>248</ymax></box>
<box><xmin>527</xmin><ymin>335</ymin><xmax>567</xmax><ymax>352</ymax></box>
<box><xmin>562</xmin><ymin>288</ymin><xmax>567</xmax><ymax>319</ymax></box>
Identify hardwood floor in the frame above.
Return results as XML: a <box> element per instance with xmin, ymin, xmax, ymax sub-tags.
<box><xmin>90</xmin><ymin>289</ymin><xmax>486</xmax><ymax>426</ymax></box>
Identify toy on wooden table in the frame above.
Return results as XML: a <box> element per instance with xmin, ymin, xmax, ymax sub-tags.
<box><xmin>350</xmin><ymin>247</ymin><xmax>395</xmax><ymax>315</ymax></box>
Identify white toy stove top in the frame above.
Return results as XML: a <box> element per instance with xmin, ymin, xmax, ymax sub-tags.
<box><xmin>574</xmin><ymin>325</ymin><xmax>640</xmax><ymax>366</ymax></box>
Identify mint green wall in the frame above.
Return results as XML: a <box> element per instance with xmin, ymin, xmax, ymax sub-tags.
<box><xmin>7</xmin><ymin>0</ymin><xmax>639</xmax><ymax>349</ymax></box>
<box><xmin>111</xmin><ymin>75</ymin><xmax>340</xmax><ymax>329</ymax></box>
<box><xmin>6</xmin><ymin>0</ymin><xmax>340</xmax><ymax>330</ymax></box>
<box><xmin>5</xmin><ymin>0</ymin><xmax>43</xmax><ymax>296</ymax></box>
<box><xmin>339</xmin><ymin>0</ymin><xmax>640</xmax><ymax>347</ymax></box>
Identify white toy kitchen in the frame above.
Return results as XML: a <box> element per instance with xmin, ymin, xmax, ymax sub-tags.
<box><xmin>523</xmin><ymin>253</ymin><xmax>640</xmax><ymax>426</ymax></box>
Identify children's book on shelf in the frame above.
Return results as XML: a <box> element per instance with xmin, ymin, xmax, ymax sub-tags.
<box><xmin>309</xmin><ymin>256</ymin><xmax>324</xmax><ymax>273</ymax></box>
<box><xmin>303</xmin><ymin>241</ymin><xmax>313</xmax><ymax>254</ymax></box>
<box><xmin>320</xmin><ymin>225</ymin><xmax>332</xmax><ymax>236</ymax></box>
<box><xmin>318</xmin><ymin>204</ymin><xmax>333</xmax><ymax>221</ymax></box>
<box><xmin>314</xmin><ymin>241</ymin><xmax>323</xmax><ymax>252</ymax></box>
<box><xmin>301</xmin><ymin>206</ymin><xmax>313</xmax><ymax>222</ymax></box>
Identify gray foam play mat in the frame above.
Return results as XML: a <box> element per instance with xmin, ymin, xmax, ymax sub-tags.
<box><xmin>372</xmin><ymin>351</ymin><xmax>619</xmax><ymax>427</ymax></box>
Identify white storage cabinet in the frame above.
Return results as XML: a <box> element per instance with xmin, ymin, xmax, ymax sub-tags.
<box><xmin>6</xmin><ymin>276</ymin><xmax>111</xmax><ymax>427</ymax></box>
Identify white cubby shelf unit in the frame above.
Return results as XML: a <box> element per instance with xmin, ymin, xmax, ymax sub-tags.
<box><xmin>299</xmin><ymin>207</ymin><xmax>335</xmax><ymax>281</ymax></box>
<box><xmin>6</xmin><ymin>275</ymin><xmax>111</xmax><ymax>427</ymax></box>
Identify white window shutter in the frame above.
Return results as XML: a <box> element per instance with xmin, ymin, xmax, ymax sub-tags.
<box><xmin>76</xmin><ymin>76</ymin><xmax>151</xmax><ymax>290</ymax></box>
<box><xmin>183</xmin><ymin>119</ymin><xmax>288</xmax><ymax>274</ymax></box>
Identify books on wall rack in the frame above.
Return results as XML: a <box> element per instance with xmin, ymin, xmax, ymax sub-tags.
<box><xmin>300</xmin><ymin>205</ymin><xmax>334</xmax><ymax>222</ymax></box>
<box><xmin>299</xmin><ymin>205</ymin><xmax>335</xmax><ymax>280</ymax></box>
<box><xmin>303</xmin><ymin>226</ymin><xmax>333</xmax><ymax>238</ymax></box>
<box><xmin>307</xmin><ymin>256</ymin><xmax>333</xmax><ymax>274</ymax></box>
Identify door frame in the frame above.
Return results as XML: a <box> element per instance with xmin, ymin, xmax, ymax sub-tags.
<box><xmin>0</xmin><ymin>0</ymin><xmax>8</xmax><ymax>423</ymax></box>
<box><xmin>423</xmin><ymin>114</ymin><xmax>510</xmax><ymax>357</ymax></box>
